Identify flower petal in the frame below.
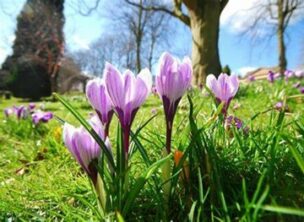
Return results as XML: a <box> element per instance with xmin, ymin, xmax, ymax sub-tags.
<box><xmin>104</xmin><ymin>62</ymin><xmax>125</xmax><ymax>110</ymax></box>
<box><xmin>206</xmin><ymin>74</ymin><xmax>219</xmax><ymax>97</ymax></box>
<box><xmin>229</xmin><ymin>75</ymin><xmax>239</xmax><ymax>97</ymax></box>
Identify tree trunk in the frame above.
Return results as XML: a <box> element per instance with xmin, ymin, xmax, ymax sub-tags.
<box><xmin>188</xmin><ymin>1</ymin><xmax>222</xmax><ymax>85</ymax></box>
<box><xmin>135</xmin><ymin>0</ymin><xmax>143</xmax><ymax>73</ymax></box>
<box><xmin>277</xmin><ymin>0</ymin><xmax>287</xmax><ymax>74</ymax></box>
<box><xmin>50</xmin><ymin>74</ymin><xmax>58</xmax><ymax>92</ymax></box>
<box><xmin>148</xmin><ymin>36</ymin><xmax>156</xmax><ymax>71</ymax></box>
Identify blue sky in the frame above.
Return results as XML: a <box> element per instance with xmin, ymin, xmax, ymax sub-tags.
<box><xmin>0</xmin><ymin>0</ymin><xmax>303</xmax><ymax>76</ymax></box>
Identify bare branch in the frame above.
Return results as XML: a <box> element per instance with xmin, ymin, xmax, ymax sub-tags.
<box><xmin>124</xmin><ymin>0</ymin><xmax>190</xmax><ymax>26</ymax></box>
<box><xmin>67</xmin><ymin>0</ymin><xmax>101</xmax><ymax>16</ymax></box>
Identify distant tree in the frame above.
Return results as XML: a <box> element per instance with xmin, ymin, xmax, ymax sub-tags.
<box><xmin>1</xmin><ymin>0</ymin><xmax>64</xmax><ymax>98</ymax></box>
<box><xmin>222</xmin><ymin>65</ymin><xmax>231</xmax><ymax>75</ymax></box>
<box><xmin>0</xmin><ymin>0</ymin><xmax>103</xmax><ymax>98</ymax></box>
<box><xmin>111</xmin><ymin>0</ymin><xmax>172</xmax><ymax>73</ymax></box>
<box><xmin>71</xmin><ymin>0</ymin><xmax>172</xmax><ymax>75</ymax></box>
<box><xmin>125</xmin><ymin>0</ymin><xmax>229</xmax><ymax>85</ymax></box>
<box><xmin>70</xmin><ymin>35</ymin><xmax>124</xmax><ymax>76</ymax></box>
<box><xmin>240</xmin><ymin>0</ymin><xmax>304</xmax><ymax>74</ymax></box>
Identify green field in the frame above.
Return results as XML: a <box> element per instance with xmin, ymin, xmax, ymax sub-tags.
<box><xmin>0</xmin><ymin>79</ymin><xmax>304</xmax><ymax>221</ymax></box>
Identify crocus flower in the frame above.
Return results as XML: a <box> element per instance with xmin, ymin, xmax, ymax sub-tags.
<box><xmin>267</xmin><ymin>71</ymin><xmax>275</xmax><ymax>83</ymax></box>
<box><xmin>293</xmin><ymin>82</ymin><xmax>301</xmax><ymax>88</ymax></box>
<box><xmin>295</xmin><ymin>70</ymin><xmax>304</xmax><ymax>78</ymax></box>
<box><xmin>104</xmin><ymin>62</ymin><xmax>152</xmax><ymax>155</ymax></box>
<box><xmin>13</xmin><ymin>106</ymin><xmax>28</xmax><ymax>119</ymax></box>
<box><xmin>4</xmin><ymin>107</ymin><xmax>14</xmax><ymax>117</ymax></box>
<box><xmin>248</xmin><ymin>75</ymin><xmax>255</xmax><ymax>82</ymax></box>
<box><xmin>28</xmin><ymin>103</ymin><xmax>36</xmax><ymax>111</ymax></box>
<box><xmin>300</xmin><ymin>87</ymin><xmax>304</xmax><ymax>94</ymax></box>
<box><xmin>225</xmin><ymin>116</ymin><xmax>243</xmax><ymax>129</ymax></box>
<box><xmin>151</xmin><ymin>85</ymin><xmax>157</xmax><ymax>95</ymax></box>
<box><xmin>63</xmin><ymin>116</ymin><xmax>106</xmax><ymax>184</ymax></box>
<box><xmin>284</xmin><ymin>69</ymin><xmax>294</xmax><ymax>81</ymax></box>
<box><xmin>225</xmin><ymin>115</ymin><xmax>249</xmax><ymax>134</ymax></box>
<box><xmin>156</xmin><ymin>52</ymin><xmax>192</xmax><ymax>153</ymax></box>
<box><xmin>32</xmin><ymin>111</ymin><xmax>53</xmax><ymax>125</ymax></box>
<box><xmin>86</xmin><ymin>78</ymin><xmax>114</xmax><ymax>137</ymax></box>
<box><xmin>151</xmin><ymin>108</ymin><xmax>157</xmax><ymax>115</ymax></box>
<box><xmin>274</xmin><ymin>101</ymin><xmax>283</xmax><ymax>111</ymax></box>
<box><xmin>274</xmin><ymin>72</ymin><xmax>281</xmax><ymax>79</ymax></box>
<box><xmin>206</xmin><ymin>73</ymin><xmax>239</xmax><ymax>117</ymax></box>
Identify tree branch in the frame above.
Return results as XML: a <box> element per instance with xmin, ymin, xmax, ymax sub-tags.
<box><xmin>125</xmin><ymin>0</ymin><xmax>190</xmax><ymax>26</ymax></box>
<box><xmin>68</xmin><ymin>0</ymin><xmax>101</xmax><ymax>16</ymax></box>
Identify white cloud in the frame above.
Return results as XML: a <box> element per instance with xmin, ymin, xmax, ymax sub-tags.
<box><xmin>237</xmin><ymin>66</ymin><xmax>257</xmax><ymax>76</ymax></box>
<box><xmin>71</xmin><ymin>35</ymin><xmax>90</xmax><ymax>50</ymax></box>
<box><xmin>221</xmin><ymin>0</ymin><xmax>257</xmax><ymax>33</ymax></box>
<box><xmin>8</xmin><ymin>34</ymin><xmax>15</xmax><ymax>44</ymax></box>
<box><xmin>0</xmin><ymin>47</ymin><xmax>9</xmax><ymax>66</ymax></box>
<box><xmin>220</xmin><ymin>0</ymin><xmax>304</xmax><ymax>36</ymax></box>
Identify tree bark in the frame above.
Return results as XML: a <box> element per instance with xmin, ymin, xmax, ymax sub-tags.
<box><xmin>277</xmin><ymin>0</ymin><xmax>287</xmax><ymax>74</ymax></box>
<box><xmin>50</xmin><ymin>73</ymin><xmax>58</xmax><ymax>92</ymax></box>
<box><xmin>186</xmin><ymin>1</ymin><xmax>223</xmax><ymax>85</ymax></box>
<box><xmin>135</xmin><ymin>0</ymin><xmax>143</xmax><ymax>73</ymax></box>
<box><xmin>124</xmin><ymin>0</ymin><xmax>228</xmax><ymax>85</ymax></box>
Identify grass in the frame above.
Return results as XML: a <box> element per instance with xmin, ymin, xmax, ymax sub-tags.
<box><xmin>0</xmin><ymin>78</ymin><xmax>304</xmax><ymax>221</ymax></box>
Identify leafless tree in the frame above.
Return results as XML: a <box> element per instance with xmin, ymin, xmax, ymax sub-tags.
<box><xmin>240</xmin><ymin>0</ymin><xmax>304</xmax><ymax>74</ymax></box>
<box><xmin>70</xmin><ymin>35</ymin><xmax>122</xmax><ymax>76</ymax></box>
<box><xmin>103</xmin><ymin>0</ymin><xmax>172</xmax><ymax>73</ymax></box>
<box><xmin>125</xmin><ymin>0</ymin><xmax>229</xmax><ymax>85</ymax></box>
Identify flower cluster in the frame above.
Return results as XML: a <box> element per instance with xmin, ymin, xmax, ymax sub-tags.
<box><xmin>266</xmin><ymin>69</ymin><xmax>304</xmax><ymax>84</ymax></box>
<box><xmin>59</xmin><ymin>51</ymin><xmax>264</xmax><ymax>217</ymax></box>
<box><xmin>4</xmin><ymin>103</ymin><xmax>53</xmax><ymax>125</ymax></box>
<box><xmin>63</xmin><ymin>52</ymin><xmax>192</xmax><ymax>183</ymax></box>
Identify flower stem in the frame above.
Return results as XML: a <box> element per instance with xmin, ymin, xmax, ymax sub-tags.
<box><xmin>166</xmin><ymin>121</ymin><xmax>172</xmax><ymax>154</ymax></box>
<box><xmin>123</xmin><ymin>127</ymin><xmax>130</xmax><ymax>162</ymax></box>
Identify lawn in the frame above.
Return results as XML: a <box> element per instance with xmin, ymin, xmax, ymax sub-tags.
<box><xmin>0</xmin><ymin>78</ymin><xmax>304</xmax><ymax>221</ymax></box>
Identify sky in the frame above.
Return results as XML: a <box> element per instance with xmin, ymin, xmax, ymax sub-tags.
<box><xmin>0</xmin><ymin>0</ymin><xmax>303</xmax><ymax>76</ymax></box>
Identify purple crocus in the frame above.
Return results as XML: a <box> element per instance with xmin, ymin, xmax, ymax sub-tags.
<box><xmin>206</xmin><ymin>73</ymin><xmax>239</xmax><ymax>117</ymax></box>
<box><xmin>300</xmin><ymin>87</ymin><xmax>304</xmax><ymax>94</ymax></box>
<box><xmin>4</xmin><ymin>107</ymin><xmax>14</xmax><ymax>117</ymax></box>
<box><xmin>32</xmin><ymin>111</ymin><xmax>53</xmax><ymax>125</ymax></box>
<box><xmin>28</xmin><ymin>103</ymin><xmax>36</xmax><ymax>112</ymax></box>
<box><xmin>13</xmin><ymin>106</ymin><xmax>28</xmax><ymax>119</ymax></box>
<box><xmin>274</xmin><ymin>101</ymin><xmax>283</xmax><ymax>111</ymax></box>
<box><xmin>267</xmin><ymin>71</ymin><xmax>275</xmax><ymax>83</ymax></box>
<box><xmin>104</xmin><ymin>62</ymin><xmax>152</xmax><ymax>156</ymax></box>
<box><xmin>274</xmin><ymin>101</ymin><xmax>289</xmax><ymax>112</ymax></box>
<box><xmin>151</xmin><ymin>85</ymin><xmax>158</xmax><ymax>95</ymax></box>
<box><xmin>293</xmin><ymin>82</ymin><xmax>301</xmax><ymax>88</ymax></box>
<box><xmin>225</xmin><ymin>115</ymin><xmax>249</xmax><ymax>134</ymax></box>
<box><xmin>274</xmin><ymin>72</ymin><xmax>281</xmax><ymax>79</ymax></box>
<box><xmin>248</xmin><ymin>75</ymin><xmax>255</xmax><ymax>82</ymax></box>
<box><xmin>63</xmin><ymin>116</ymin><xmax>106</xmax><ymax>184</ymax></box>
<box><xmin>156</xmin><ymin>52</ymin><xmax>192</xmax><ymax>153</ymax></box>
<box><xmin>295</xmin><ymin>70</ymin><xmax>304</xmax><ymax>78</ymax></box>
<box><xmin>284</xmin><ymin>69</ymin><xmax>294</xmax><ymax>81</ymax></box>
<box><xmin>86</xmin><ymin>78</ymin><xmax>114</xmax><ymax>137</ymax></box>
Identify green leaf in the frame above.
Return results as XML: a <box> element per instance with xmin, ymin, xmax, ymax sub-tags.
<box><xmin>122</xmin><ymin>153</ymin><xmax>172</xmax><ymax>216</ymax></box>
<box><xmin>262</xmin><ymin>205</ymin><xmax>304</xmax><ymax>217</ymax></box>
<box><xmin>116</xmin><ymin>211</ymin><xmax>125</xmax><ymax>222</ymax></box>
<box><xmin>282</xmin><ymin>135</ymin><xmax>304</xmax><ymax>174</ymax></box>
